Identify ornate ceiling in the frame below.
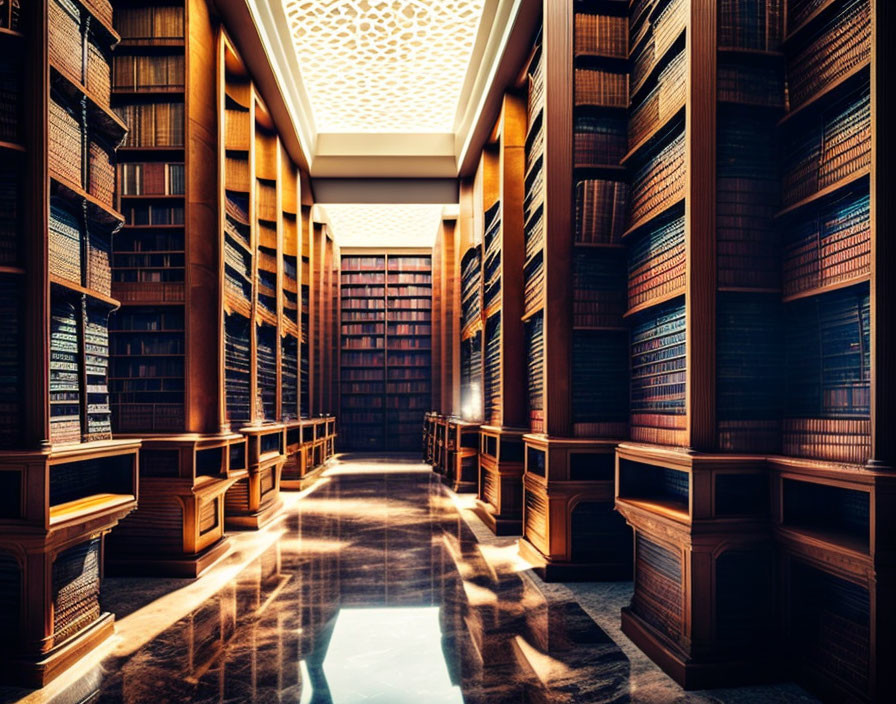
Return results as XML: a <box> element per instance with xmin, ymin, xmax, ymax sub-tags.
<box><xmin>283</xmin><ymin>0</ymin><xmax>486</xmax><ymax>133</ymax></box>
<box><xmin>322</xmin><ymin>204</ymin><xmax>445</xmax><ymax>247</ymax></box>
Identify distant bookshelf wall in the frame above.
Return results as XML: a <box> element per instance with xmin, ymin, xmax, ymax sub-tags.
<box><xmin>339</xmin><ymin>252</ymin><xmax>432</xmax><ymax>451</ymax></box>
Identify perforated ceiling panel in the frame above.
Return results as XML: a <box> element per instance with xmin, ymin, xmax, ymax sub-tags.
<box><xmin>283</xmin><ymin>0</ymin><xmax>486</xmax><ymax>133</ymax></box>
<box><xmin>324</xmin><ymin>204</ymin><xmax>443</xmax><ymax>247</ymax></box>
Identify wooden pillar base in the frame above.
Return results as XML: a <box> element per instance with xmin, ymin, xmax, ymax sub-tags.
<box><xmin>224</xmin><ymin>494</ymin><xmax>283</xmax><ymax>530</ymax></box>
<box><xmin>476</xmin><ymin>425</ymin><xmax>526</xmax><ymax>534</ymax></box>
<box><xmin>107</xmin><ymin>537</ymin><xmax>230</xmax><ymax>579</ymax></box>
<box><xmin>3</xmin><ymin>612</ymin><xmax>115</xmax><ymax>689</ymax></box>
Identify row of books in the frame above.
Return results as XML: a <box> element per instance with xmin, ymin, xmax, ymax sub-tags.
<box><xmin>124</xmin><ymin>204</ymin><xmax>185</xmax><ymax>226</ymax></box>
<box><xmin>343</xmin><ymin>273</ymin><xmax>384</xmax><ymax>285</ymax></box>
<box><xmin>387</xmin><ymin>323</ymin><xmax>431</xmax><ymax>335</ymax></box>
<box><xmin>111</xmin><ymin>331</ymin><xmax>184</xmax><ymax>356</ymax></box>
<box><xmin>118</xmin><ymin>162</ymin><xmax>185</xmax><ymax>197</ymax></box>
<box><xmin>0</xmin><ymin>61</ymin><xmax>20</xmax><ymax>145</ymax></box>
<box><xmin>225</xmin><ymin>155</ymin><xmax>249</xmax><ymax>193</ymax></box>
<box><xmin>224</xmin><ymin>313</ymin><xmax>251</xmax><ymax>426</ymax></box>
<box><xmin>575</xmin><ymin>179</ymin><xmax>628</xmax><ymax>244</ymax></box>
<box><xmin>573</xmin><ymin>250</ymin><xmax>626</xmax><ymax>327</ymax></box>
<box><xmin>784</xmin><ymin>283</ymin><xmax>870</xmax><ymax>421</ymax></box>
<box><xmin>460</xmin><ymin>332</ymin><xmax>482</xmax><ymax>419</ymax></box>
<box><xmin>0</xmin><ymin>163</ymin><xmax>18</xmax><ymax>266</ymax></box>
<box><xmin>628</xmin><ymin>49</ymin><xmax>685</xmax><ymax>150</ymax></box>
<box><xmin>87</xmin><ymin>231</ymin><xmax>111</xmax><ymax>295</ymax></box>
<box><xmin>524</xmin><ymin>253</ymin><xmax>544</xmax><ymax>313</ymax></box>
<box><xmin>716</xmin><ymin>294</ymin><xmax>782</xmax><ymax>452</ymax></box>
<box><xmin>115</xmin><ymin>6</ymin><xmax>185</xmax><ymax>41</ymax></box>
<box><xmin>257</xmin><ymin>182</ymin><xmax>277</xmax><ymax>222</ymax></box>
<box><xmin>388</xmin><ymin>256</ymin><xmax>431</xmax><ymax>272</ymax></box>
<box><xmin>575</xmin><ymin>67</ymin><xmax>628</xmax><ymax>109</ymax></box>
<box><xmin>574</xmin><ymin>114</ymin><xmax>626</xmax><ymax>167</ymax></box>
<box><xmin>630</xmin><ymin>0</ymin><xmax>686</xmax><ymax>98</ymax></box>
<box><xmin>50</xmin><ymin>296</ymin><xmax>81</xmax><ymax>445</ymax></box>
<box><xmin>84</xmin><ymin>307</ymin><xmax>112</xmax><ymax>440</ymax></box>
<box><xmin>572</xmin><ymin>330</ymin><xmax>628</xmax><ymax>428</ymax></box>
<box><xmin>484</xmin><ymin>314</ymin><xmax>501</xmax><ymax>424</ymax></box>
<box><xmin>256</xmin><ymin>325</ymin><xmax>277</xmax><ymax>421</ymax></box>
<box><xmin>574</xmin><ymin>11</ymin><xmax>627</xmax><ymax>58</ymax></box>
<box><xmin>785</xmin><ymin>0</ymin><xmax>870</xmax><ymax>110</ymax></box>
<box><xmin>115</xmin><ymin>102</ymin><xmax>185</xmax><ymax>148</ymax></box>
<box><xmin>387</xmin><ymin>286</ymin><xmax>432</xmax><ymax>297</ymax></box>
<box><xmin>781</xmin><ymin>84</ymin><xmax>870</xmax><ymax>206</ymax></box>
<box><xmin>718</xmin><ymin>0</ymin><xmax>784</xmax><ymax>51</ymax></box>
<box><xmin>387</xmin><ymin>273</ymin><xmax>430</xmax><ymax>285</ymax></box>
<box><xmin>0</xmin><ymin>277</ymin><xmax>21</xmax><ymax>447</ymax></box>
<box><xmin>389</xmin><ymin>299</ymin><xmax>432</xmax><ymax>310</ymax></box>
<box><xmin>628</xmin><ymin>128</ymin><xmax>685</xmax><ymax>228</ymax></box>
<box><xmin>526</xmin><ymin>312</ymin><xmax>544</xmax><ymax>433</ymax></box>
<box><xmin>630</xmin><ymin>298</ymin><xmax>687</xmax><ymax>446</ymax></box>
<box><xmin>718</xmin><ymin>61</ymin><xmax>785</xmax><ymax>108</ymax></box>
<box><xmin>49</xmin><ymin>200</ymin><xmax>82</xmax><ymax>285</ymax></box>
<box><xmin>342</xmin><ymin>256</ymin><xmax>385</xmax><ymax>271</ymax></box>
<box><xmin>112</xmin><ymin>55</ymin><xmax>185</xmax><ymax>92</ymax></box>
<box><xmin>460</xmin><ymin>247</ymin><xmax>482</xmax><ymax>331</ymax></box>
<box><xmin>782</xmin><ymin>190</ymin><xmax>870</xmax><ymax>298</ymax></box>
<box><xmin>343</xmin><ymin>298</ymin><xmax>385</xmax><ymax>310</ymax></box>
<box><xmin>627</xmin><ymin>211</ymin><xmax>685</xmax><ymax>309</ymax></box>
<box><xmin>341</xmin><ymin>351</ymin><xmax>385</xmax><ymax>367</ymax></box>
<box><xmin>49</xmin><ymin>97</ymin><xmax>82</xmax><ymax>187</ymax></box>
<box><xmin>342</xmin><ymin>323</ymin><xmax>383</xmax><ymax>336</ymax></box>
<box><xmin>114</xmin><ymin>269</ymin><xmax>184</xmax><ymax>284</ymax></box>
<box><xmin>342</xmin><ymin>336</ymin><xmax>384</xmax><ymax>349</ymax></box>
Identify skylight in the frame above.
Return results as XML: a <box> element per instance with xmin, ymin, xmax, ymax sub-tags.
<box><xmin>282</xmin><ymin>0</ymin><xmax>486</xmax><ymax>133</ymax></box>
<box><xmin>323</xmin><ymin>204</ymin><xmax>444</xmax><ymax>247</ymax></box>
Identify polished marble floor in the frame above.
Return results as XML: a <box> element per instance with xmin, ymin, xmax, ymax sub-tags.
<box><xmin>2</xmin><ymin>456</ymin><xmax>818</xmax><ymax>704</ymax></box>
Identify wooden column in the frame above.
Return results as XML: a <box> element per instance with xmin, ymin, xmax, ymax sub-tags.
<box><xmin>498</xmin><ymin>93</ymin><xmax>527</xmax><ymax>429</ymax></box>
<box><xmin>869</xmin><ymin>0</ymin><xmax>895</xmax><ymax>470</ymax></box>
<box><xmin>24</xmin><ymin>0</ymin><xmax>50</xmax><ymax>448</ymax></box>
<box><xmin>685</xmin><ymin>0</ymin><xmax>716</xmax><ymax>452</ymax></box>
<box><xmin>541</xmin><ymin>0</ymin><xmax>573</xmax><ymax>438</ymax></box>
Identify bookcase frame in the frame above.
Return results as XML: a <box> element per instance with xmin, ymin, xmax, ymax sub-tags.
<box><xmin>339</xmin><ymin>247</ymin><xmax>432</xmax><ymax>452</ymax></box>
<box><xmin>0</xmin><ymin>0</ymin><xmax>140</xmax><ymax>685</ymax></box>
<box><xmin>514</xmin><ymin>0</ymin><xmax>633</xmax><ymax>577</ymax></box>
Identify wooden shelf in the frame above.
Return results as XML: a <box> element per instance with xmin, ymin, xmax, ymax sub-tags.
<box><xmin>621</xmin><ymin>196</ymin><xmax>686</xmax><ymax>239</ymax></box>
<box><xmin>781</xmin><ymin>274</ymin><xmax>870</xmax><ymax>303</ymax></box>
<box><xmin>784</xmin><ymin>0</ymin><xmax>840</xmax><ymax>46</ymax></box>
<box><xmin>50</xmin><ymin>275</ymin><xmax>120</xmax><ymax>309</ymax></box>
<box><xmin>624</xmin><ymin>287</ymin><xmax>686</xmax><ymax>318</ymax></box>
<box><xmin>0</xmin><ymin>140</ymin><xmax>25</xmax><ymax>153</ymax></box>
<box><xmin>778</xmin><ymin>61</ymin><xmax>870</xmax><ymax>128</ymax></box>
<box><xmin>775</xmin><ymin>169</ymin><xmax>870</xmax><ymax>220</ymax></box>
<box><xmin>620</xmin><ymin>102</ymin><xmax>685</xmax><ymax>166</ymax></box>
<box><xmin>50</xmin><ymin>66</ymin><xmax>128</xmax><ymax>142</ymax></box>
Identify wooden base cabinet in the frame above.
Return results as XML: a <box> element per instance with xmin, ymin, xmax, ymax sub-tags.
<box><xmin>770</xmin><ymin>459</ymin><xmax>896</xmax><ymax>702</ymax></box>
<box><xmin>0</xmin><ymin>441</ymin><xmax>140</xmax><ymax>687</ymax></box>
<box><xmin>518</xmin><ymin>436</ymin><xmax>631</xmax><ymax>581</ymax></box>
<box><xmin>443</xmin><ymin>419</ymin><xmax>479</xmax><ymax>493</ymax></box>
<box><xmin>615</xmin><ymin>444</ymin><xmax>775</xmax><ymax>689</ymax></box>
<box><xmin>225</xmin><ymin>425</ymin><xmax>284</xmax><ymax>530</ymax></box>
<box><xmin>474</xmin><ymin>426</ymin><xmax>525</xmax><ymax>535</ymax></box>
<box><xmin>106</xmin><ymin>434</ymin><xmax>246</xmax><ymax>577</ymax></box>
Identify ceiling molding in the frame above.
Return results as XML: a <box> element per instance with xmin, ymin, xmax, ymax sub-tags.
<box><xmin>222</xmin><ymin>0</ymin><xmax>538</xmax><ymax>179</ymax></box>
<box><xmin>312</xmin><ymin>179</ymin><xmax>459</xmax><ymax>204</ymax></box>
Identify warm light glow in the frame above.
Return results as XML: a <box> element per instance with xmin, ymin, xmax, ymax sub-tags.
<box><xmin>461</xmin><ymin>381</ymin><xmax>481</xmax><ymax>421</ymax></box>
<box><xmin>319</xmin><ymin>608</ymin><xmax>463</xmax><ymax>703</ymax></box>
<box><xmin>282</xmin><ymin>0</ymin><xmax>486</xmax><ymax>132</ymax></box>
<box><xmin>323</xmin><ymin>204</ymin><xmax>443</xmax><ymax>247</ymax></box>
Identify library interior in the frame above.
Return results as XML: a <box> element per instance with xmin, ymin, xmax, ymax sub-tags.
<box><xmin>0</xmin><ymin>0</ymin><xmax>893</xmax><ymax>702</ymax></box>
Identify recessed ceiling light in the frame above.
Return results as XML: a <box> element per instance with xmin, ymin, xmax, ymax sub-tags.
<box><xmin>323</xmin><ymin>204</ymin><xmax>444</xmax><ymax>247</ymax></box>
<box><xmin>283</xmin><ymin>1</ymin><xmax>486</xmax><ymax>133</ymax></box>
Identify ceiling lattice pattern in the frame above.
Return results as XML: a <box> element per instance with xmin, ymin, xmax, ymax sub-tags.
<box><xmin>283</xmin><ymin>0</ymin><xmax>485</xmax><ymax>133</ymax></box>
<box><xmin>324</xmin><ymin>204</ymin><xmax>443</xmax><ymax>247</ymax></box>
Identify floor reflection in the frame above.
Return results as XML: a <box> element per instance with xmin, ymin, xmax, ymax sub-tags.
<box><xmin>3</xmin><ymin>460</ymin><xmax>633</xmax><ymax>704</ymax></box>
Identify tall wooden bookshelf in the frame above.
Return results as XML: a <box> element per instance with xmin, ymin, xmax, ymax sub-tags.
<box><xmin>339</xmin><ymin>248</ymin><xmax>432</xmax><ymax>452</ymax></box>
<box><xmin>470</xmin><ymin>94</ymin><xmax>529</xmax><ymax>531</ymax></box>
<box><xmin>606</xmin><ymin>0</ymin><xmax>896</xmax><ymax>697</ymax></box>
<box><xmin>516</xmin><ymin>0</ymin><xmax>633</xmax><ymax>578</ymax></box>
<box><xmin>0</xmin><ymin>0</ymin><xmax>141</xmax><ymax>685</ymax></box>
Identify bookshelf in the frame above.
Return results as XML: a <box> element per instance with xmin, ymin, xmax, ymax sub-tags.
<box><xmin>0</xmin><ymin>0</ymin><xmax>141</xmax><ymax>685</ymax></box>
<box><xmin>469</xmin><ymin>94</ymin><xmax>529</xmax><ymax>532</ymax></box>
<box><xmin>515</xmin><ymin>0</ymin><xmax>633</xmax><ymax>578</ymax></box>
<box><xmin>339</xmin><ymin>249</ymin><xmax>432</xmax><ymax>452</ymax></box>
<box><xmin>605</xmin><ymin>0</ymin><xmax>896</xmax><ymax>697</ymax></box>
